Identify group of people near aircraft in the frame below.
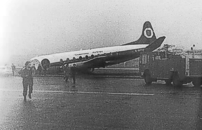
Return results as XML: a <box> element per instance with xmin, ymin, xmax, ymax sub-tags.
<box><xmin>63</xmin><ymin>64</ymin><xmax>76</xmax><ymax>84</ymax></box>
<box><xmin>19</xmin><ymin>61</ymin><xmax>76</xmax><ymax>101</ymax></box>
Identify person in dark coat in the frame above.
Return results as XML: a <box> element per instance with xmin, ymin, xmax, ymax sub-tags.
<box><xmin>70</xmin><ymin>66</ymin><xmax>76</xmax><ymax>84</ymax></box>
<box><xmin>19</xmin><ymin>61</ymin><xmax>34</xmax><ymax>101</ymax></box>
<box><xmin>63</xmin><ymin>64</ymin><xmax>70</xmax><ymax>83</ymax></box>
<box><xmin>37</xmin><ymin>65</ymin><xmax>42</xmax><ymax>75</ymax></box>
<box><xmin>11</xmin><ymin>63</ymin><xmax>16</xmax><ymax>76</ymax></box>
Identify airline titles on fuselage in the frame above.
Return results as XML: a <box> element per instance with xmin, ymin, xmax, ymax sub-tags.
<box><xmin>75</xmin><ymin>53</ymin><xmax>89</xmax><ymax>56</ymax></box>
<box><xmin>74</xmin><ymin>50</ymin><xmax>104</xmax><ymax>56</ymax></box>
<box><xmin>92</xmin><ymin>51</ymin><xmax>103</xmax><ymax>54</ymax></box>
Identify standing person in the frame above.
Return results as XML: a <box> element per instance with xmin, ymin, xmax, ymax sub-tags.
<box><xmin>37</xmin><ymin>65</ymin><xmax>42</xmax><ymax>76</ymax></box>
<box><xmin>43</xmin><ymin>67</ymin><xmax>47</xmax><ymax>76</ymax></box>
<box><xmin>11</xmin><ymin>63</ymin><xmax>16</xmax><ymax>76</ymax></box>
<box><xmin>19</xmin><ymin>61</ymin><xmax>34</xmax><ymax>101</ymax></box>
<box><xmin>70</xmin><ymin>65</ymin><xmax>76</xmax><ymax>84</ymax></box>
<box><xmin>63</xmin><ymin>64</ymin><xmax>70</xmax><ymax>83</ymax></box>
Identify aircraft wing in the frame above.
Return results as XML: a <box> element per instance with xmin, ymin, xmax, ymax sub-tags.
<box><xmin>68</xmin><ymin>56</ymin><xmax>107</xmax><ymax>69</ymax></box>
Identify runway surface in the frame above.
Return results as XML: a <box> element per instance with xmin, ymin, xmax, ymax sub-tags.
<box><xmin>0</xmin><ymin>75</ymin><xmax>202</xmax><ymax>130</ymax></box>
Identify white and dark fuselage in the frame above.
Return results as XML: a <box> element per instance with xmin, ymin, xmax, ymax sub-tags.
<box><xmin>30</xmin><ymin>21</ymin><xmax>165</xmax><ymax>71</ymax></box>
<box><xmin>31</xmin><ymin>44</ymin><xmax>147</xmax><ymax>69</ymax></box>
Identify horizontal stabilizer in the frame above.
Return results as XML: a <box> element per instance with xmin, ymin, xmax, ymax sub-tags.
<box><xmin>145</xmin><ymin>36</ymin><xmax>166</xmax><ymax>52</ymax></box>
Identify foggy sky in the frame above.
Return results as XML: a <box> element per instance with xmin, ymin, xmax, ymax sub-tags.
<box><xmin>0</xmin><ymin>0</ymin><xmax>202</xmax><ymax>65</ymax></box>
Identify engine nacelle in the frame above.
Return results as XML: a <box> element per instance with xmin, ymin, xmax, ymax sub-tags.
<box><xmin>41</xmin><ymin>59</ymin><xmax>50</xmax><ymax>70</ymax></box>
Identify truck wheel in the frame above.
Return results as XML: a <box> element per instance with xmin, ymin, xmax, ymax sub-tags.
<box><xmin>143</xmin><ymin>69</ymin><xmax>152</xmax><ymax>85</ymax></box>
<box><xmin>145</xmin><ymin>75</ymin><xmax>152</xmax><ymax>85</ymax></box>
<box><xmin>165</xmin><ymin>79</ymin><xmax>171</xmax><ymax>85</ymax></box>
<box><xmin>192</xmin><ymin>78</ymin><xmax>201</xmax><ymax>87</ymax></box>
<box><xmin>172</xmin><ymin>71</ymin><xmax>182</xmax><ymax>87</ymax></box>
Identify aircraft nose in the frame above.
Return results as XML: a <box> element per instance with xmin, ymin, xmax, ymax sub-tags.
<box><xmin>30</xmin><ymin>59</ymin><xmax>40</xmax><ymax>69</ymax></box>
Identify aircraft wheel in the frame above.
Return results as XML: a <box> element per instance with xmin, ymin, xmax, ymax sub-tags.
<box><xmin>165</xmin><ymin>79</ymin><xmax>171</xmax><ymax>85</ymax></box>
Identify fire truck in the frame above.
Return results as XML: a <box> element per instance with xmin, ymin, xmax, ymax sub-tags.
<box><xmin>139</xmin><ymin>51</ymin><xmax>202</xmax><ymax>87</ymax></box>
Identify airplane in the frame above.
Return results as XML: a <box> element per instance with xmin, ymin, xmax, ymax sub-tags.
<box><xmin>29</xmin><ymin>21</ymin><xmax>165</xmax><ymax>73</ymax></box>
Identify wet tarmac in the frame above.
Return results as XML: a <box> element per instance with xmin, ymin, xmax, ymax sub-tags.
<box><xmin>0</xmin><ymin>75</ymin><xmax>202</xmax><ymax>130</ymax></box>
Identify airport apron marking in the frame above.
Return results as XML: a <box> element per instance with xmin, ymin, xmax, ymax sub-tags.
<box><xmin>0</xmin><ymin>89</ymin><xmax>154</xmax><ymax>96</ymax></box>
<box><xmin>77</xmin><ymin>91</ymin><xmax>154</xmax><ymax>96</ymax></box>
